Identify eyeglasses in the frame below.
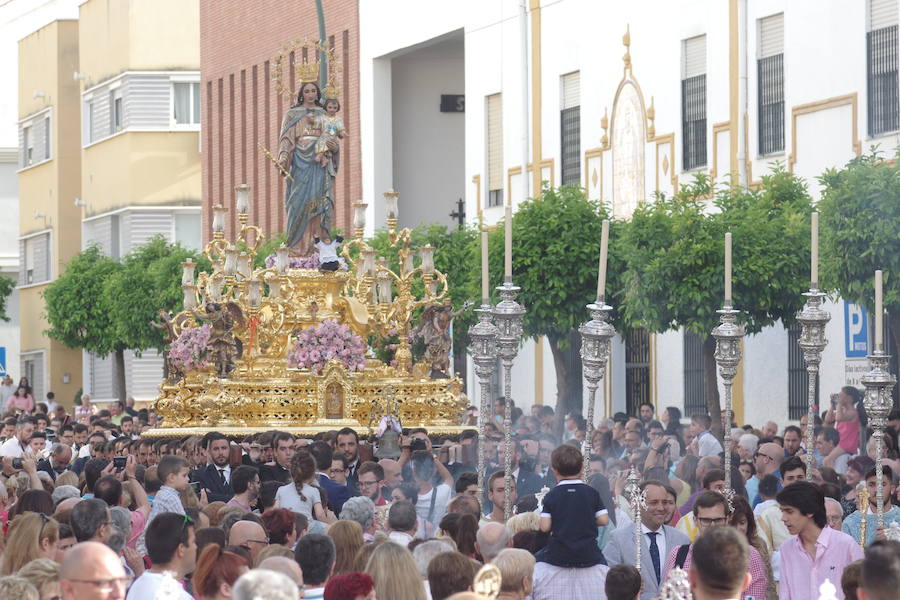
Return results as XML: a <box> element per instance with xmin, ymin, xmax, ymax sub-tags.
<box><xmin>358</xmin><ymin>479</ymin><xmax>381</xmax><ymax>488</ymax></box>
<box><xmin>329</xmin><ymin>468</ymin><xmax>346</xmax><ymax>475</ymax></box>
<box><xmin>64</xmin><ymin>576</ymin><xmax>133</xmax><ymax>592</ymax></box>
<box><xmin>697</xmin><ymin>517</ymin><xmax>728</xmax><ymax>526</ymax></box>
<box><xmin>754</xmin><ymin>452</ymin><xmax>772</xmax><ymax>461</ymax></box>
<box><xmin>241</xmin><ymin>538</ymin><xmax>270</xmax><ymax>548</ymax></box>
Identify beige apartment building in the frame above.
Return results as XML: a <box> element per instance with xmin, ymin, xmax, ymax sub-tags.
<box><xmin>17</xmin><ymin>0</ymin><xmax>201</xmax><ymax>405</ymax></box>
<box><xmin>17</xmin><ymin>19</ymin><xmax>83</xmax><ymax>405</ymax></box>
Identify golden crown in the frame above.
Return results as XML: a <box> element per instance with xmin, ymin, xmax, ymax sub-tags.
<box><xmin>272</xmin><ymin>39</ymin><xmax>342</xmax><ymax>101</ymax></box>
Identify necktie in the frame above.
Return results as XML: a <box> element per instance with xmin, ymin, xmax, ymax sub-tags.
<box><xmin>647</xmin><ymin>531</ymin><xmax>661</xmax><ymax>584</ymax></box>
<box><xmin>218</xmin><ymin>468</ymin><xmax>227</xmax><ymax>485</ymax></box>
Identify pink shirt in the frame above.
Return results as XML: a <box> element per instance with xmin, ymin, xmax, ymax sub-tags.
<box><xmin>664</xmin><ymin>541</ymin><xmax>767</xmax><ymax>600</ymax></box>
<box><xmin>836</xmin><ymin>419</ymin><xmax>859</xmax><ymax>454</ymax></box>
<box><xmin>779</xmin><ymin>525</ymin><xmax>863</xmax><ymax>600</ymax></box>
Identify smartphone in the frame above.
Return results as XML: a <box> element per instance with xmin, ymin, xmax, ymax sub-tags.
<box><xmin>11</xmin><ymin>458</ymin><xmax>23</xmax><ymax>470</ymax></box>
<box><xmin>830</xmin><ymin>393</ymin><xmax>839</xmax><ymax>408</ymax></box>
<box><xmin>190</xmin><ymin>481</ymin><xmax>201</xmax><ymax>495</ymax></box>
<box><xmin>113</xmin><ymin>457</ymin><xmax>127</xmax><ymax>472</ymax></box>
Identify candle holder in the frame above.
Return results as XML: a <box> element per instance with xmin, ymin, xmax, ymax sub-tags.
<box><xmin>659</xmin><ymin>568</ymin><xmax>692</xmax><ymax>600</ymax></box>
<box><xmin>625</xmin><ymin>466</ymin><xmax>646</xmax><ymax>571</ymax></box>
<box><xmin>492</xmin><ymin>281</ymin><xmax>526</xmax><ymax>521</ymax></box>
<box><xmin>796</xmin><ymin>288</ymin><xmax>830</xmax><ymax>478</ymax></box>
<box><xmin>860</xmin><ymin>348</ymin><xmax>896</xmax><ymax>530</ymax></box>
<box><xmin>578</xmin><ymin>300</ymin><xmax>616</xmax><ymax>478</ymax></box>
<box><xmin>467</xmin><ymin>306</ymin><xmax>500</xmax><ymax>490</ymax></box>
<box><xmin>711</xmin><ymin>306</ymin><xmax>744</xmax><ymax>492</ymax></box>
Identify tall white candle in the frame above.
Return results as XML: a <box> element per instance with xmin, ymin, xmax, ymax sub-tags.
<box><xmin>504</xmin><ymin>205</ymin><xmax>513</xmax><ymax>282</ymax></box>
<box><xmin>725</xmin><ymin>232</ymin><xmax>733</xmax><ymax>307</ymax></box>
<box><xmin>811</xmin><ymin>211</ymin><xmax>819</xmax><ymax>288</ymax></box>
<box><xmin>596</xmin><ymin>219</ymin><xmax>610</xmax><ymax>302</ymax></box>
<box><xmin>875</xmin><ymin>270</ymin><xmax>883</xmax><ymax>349</ymax></box>
<box><xmin>481</xmin><ymin>230</ymin><xmax>489</xmax><ymax>304</ymax></box>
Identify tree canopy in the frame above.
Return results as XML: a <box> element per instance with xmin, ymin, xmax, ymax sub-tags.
<box><xmin>819</xmin><ymin>150</ymin><xmax>900</xmax><ymax>352</ymax></box>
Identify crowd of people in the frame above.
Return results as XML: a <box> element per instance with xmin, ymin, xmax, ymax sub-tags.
<box><xmin>0</xmin><ymin>377</ymin><xmax>898</xmax><ymax>600</ymax></box>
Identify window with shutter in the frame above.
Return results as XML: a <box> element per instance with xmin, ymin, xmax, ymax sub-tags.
<box><xmin>758</xmin><ymin>14</ymin><xmax>785</xmax><ymax>155</ymax></box>
<box><xmin>23</xmin><ymin>125</ymin><xmax>33</xmax><ymax>166</ymax></box>
<box><xmin>560</xmin><ymin>72</ymin><xmax>581</xmax><ymax>186</ymax></box>
<box><xmin>22</xmin><ymin>233</ymin><xmax>51</xmax><ymax>285</ymax></box>
<box><xmin>43</xmin><ymin>117</ymin><xmax>50</xmax><ymax>160</ymax></box>
<box><xmin>486</xmin><ymin>94</ymin><xmax>503</xmax><ymax>207</ymax></box>
<box><xmin>683</xmin><ymin>331</ymin><xmax>706</xmax><ymax>417</ymax></box>
<box><xmin>173</xmin><ymin>81</ymin><xmax>201</xmax><ymax>126</ymax></box>
<box><xmin>682</xmin><ymin>35</ymin><xmax>707</xmax><ymax>170</ymax></box>
<box><xmin>868</xmin><ymin>0</ymin><xmax>899</xmax><ymax>135</ymax></box>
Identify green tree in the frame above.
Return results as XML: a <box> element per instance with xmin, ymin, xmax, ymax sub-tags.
<box><xmin>819</xmin><ymin>151</ymin><xmax>900</xmax><ymax>356</ymax></box>
<box><xmin>44</xmin><ymin>245</ymin><xmax>123</xmax><ymax>392</ymax></box>
<box><xmin>486</xmin><ymin>185</ymin><xmax>618</xmax><ymax>415</ymax></box>
<box><xmin>620</xmin><ymin>168</ymin><xmax>812</xmax><ymax>439</ymax></box>
<box><xmin>0</xmin><ymin>275</ymin><xmax>15</xmax><ymax>322</ymax></box>
<box><xmin>105</xmin><ymin>236</ymin><xmax>211</xmax><ymax>391</ymax></box>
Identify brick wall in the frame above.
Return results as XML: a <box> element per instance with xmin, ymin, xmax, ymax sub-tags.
<box><xmin>200</xmin><ymin>0</ymin><xmax>360</xmax><ymax>243</ymax></box>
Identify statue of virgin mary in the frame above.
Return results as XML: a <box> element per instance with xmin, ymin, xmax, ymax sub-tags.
<box><xmin>277</xmin><ymin>81</ymin><xmax>338</xmax><ymax>251</ymax></box>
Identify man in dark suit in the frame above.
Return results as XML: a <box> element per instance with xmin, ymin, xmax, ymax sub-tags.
<box><xmin>258</xmin><ymin>431</ymin><xmax>294</xmax><ymax>485</ymax></box>
<box><xmin>37</xmin><ymin>442</ymin><xmax>72</xmax><ymax>481</ymax></box>
<box><xmin>310</xmin><ymin>440</ymin><xmax>351</xmax><ymax>515</ymax></box>
<box><xmin>483</xmin><ymin>438</ymin><xmax>545</xmax><ymax>513</ymax></box>
<box><xmin>336</xmin><ymin>427</ymin><xmax>360</xmax><ymax>496</ymax></box>
<box><xmin>191</xmin><ymin>432</ymin><xmax>234</xmax><ymax>503</ymax></box>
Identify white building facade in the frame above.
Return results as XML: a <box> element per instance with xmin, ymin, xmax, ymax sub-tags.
<box><xmin>358</xmin><ymin>0</ymin><xmax>900</xmax><ymax>426</ymax></box>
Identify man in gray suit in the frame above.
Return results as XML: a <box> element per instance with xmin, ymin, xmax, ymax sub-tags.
<box><xmin>604</xmin><ymin>480</ymin><xmax>689</xmax><ymax>600</ymax></box>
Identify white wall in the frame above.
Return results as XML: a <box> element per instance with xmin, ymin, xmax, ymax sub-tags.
<box><xmin>361</xmin><ymin>0</ymin><xmax>898</xmax><ymax>425</ymax></box>
<box><xmin>391</xmin><ymin>33</ymin><xmax>465</xmax><ymax>229</ymax></box>
<box><xmin>0</xmin><ymin>154</ymin><xmax>20</xmax><ymax>379</ymax></box>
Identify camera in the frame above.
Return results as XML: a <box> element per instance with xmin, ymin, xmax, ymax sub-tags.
<box><xmin>409</xmin><ymin>438</ymin><xmax>428</xmax><ymax>453</ymax></box>
<box><xmin>113</xmin><ymin>457</ymin><xmax>127</xmax><ymax>472</ymax></box>
<box><xmin>11</xmin><ymin>458</ymin><xmax>23</xmax><ymax>470</ymax></box>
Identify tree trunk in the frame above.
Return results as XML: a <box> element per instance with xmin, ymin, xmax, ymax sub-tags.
<box><xmin>548</xmin><ymin>332</ymin><xmax>584</xmax><ymax>418</ymax></box>
<box><xmin>548</xmin><ymin>335</ymin><xmax>571</xmax><ymax>417</ymax></box>
<box><xmin>702</xmin><ymin>334</ymin><xmax>723</xmax><ymax>442</ymax></box>
<box><xmin>115</xmin><ymin>347</ymin><xmax>127</xmax><ymax>402</ymax></box>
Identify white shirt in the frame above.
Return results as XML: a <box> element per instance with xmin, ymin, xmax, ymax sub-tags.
<box><xmin>414</xmin><ymin>483</ymin><xmax>452</xmax><ymax>538</ymax></box>
<box><xmin>389</xmin><ymin>530</ymin><xmax>414</xmax><ymax>546</ymax></box>
<box><xmin>214</xmin><ymin>464</ymin><xmax>231</xmax><ymax>484</ymax></box>
<box><xmin>315</xmin><ymin>239</ymin><xmax>341</xmax><ymax>262</ymax></box>
<box><xmin>641</xmin><ymin>523</ymin><xmax>667</xmax><ymax>573</ymax></box>
<box><xmin>0</xmin><ymin>436</ymin><xmax>26</xmax><ymax>458</ymax></box>
<box><xmin>125</xmin><ymin>571</ymin><xmax>192</xmax><ymax>600</ymax></box>
<box><xmin>0</xmin><ymin>384</ymin><xmax>15</xmax><ymax>410</ymax></box>
<box><xmin>275</xmin><ymin>482</ymin><xmax>321</xmax><ymax>519</ymax></box>
<box><xmin>697</xmin><ymin>430</ymin><xmax>723</xmax><ymax>458</ymax></box>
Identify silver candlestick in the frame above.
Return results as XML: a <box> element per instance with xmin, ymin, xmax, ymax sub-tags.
<box><xmin>861</xmin><ymin>348</ymin><xmax>896</xmax><ymax>530</ymax></box>
<box><xmin>712</xmin><ymin>306</ymin><xmax>744</xmax><ymax>491</ymax></box>
<box><xmin>796</xmin><ymin>288</ymin><xmax>830</xmax><ymax>478</ymax></box>
<box><xmin>467</xmin><ymin>305</ymin><xmax>500</xmax><ymax>491</ymax></box>
<box><xmin>579</xmin><ymin>299</ymin><xmax>616</xmax><ymax>479</ymax></box>
<box><xmin>625</xmin><ymin>466</ymin><xmax>646</xmax><ymax>571</ymax></box>
<box><xmin>492</xmin><ymin>281</ymin><xmax>526</xmax><ymax>522</ymax></box>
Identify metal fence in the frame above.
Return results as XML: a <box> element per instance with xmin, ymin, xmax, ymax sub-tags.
<box><xmin>758</xmin><ymin>54</ymin><xmax>785</xmax><ymax>155</ymax></box>
<box><xmin>867</xmin><ymin>25</ymin><xmax>899</xmax><ymax>137</ymax></box>
<box><xmin>682</xmin><ymin>74</ymin><xmax>707</xmax><ymax>171</ymax></box>
<box><xmin>787</xmin><ymin>324</ymin><xmax>816</xmax><ymax>420</ymax></box>
<box><xmin>625</xmin><ymin>329</ymin><xmax>651</xmax><ymax>416</ymax></box>
<box><xmin>561</xmin><ymin>106</ymin><xmax>581</xmax><ymax>186</ymax></box>
<box><xmin>683</xmin><ymin>331</ymin><xmax>706</xmax><ymax>417</ymax></box>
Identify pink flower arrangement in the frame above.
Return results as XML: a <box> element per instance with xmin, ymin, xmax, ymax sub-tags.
<box><xmin>168</xmin><ymin>324</ymin><xmax>212</xmax><ymax>372</ymax></box>
<box><xmin>288</xmin><ymin>319</ymin><xmax>367</xmax><ymax>373</ymax></box>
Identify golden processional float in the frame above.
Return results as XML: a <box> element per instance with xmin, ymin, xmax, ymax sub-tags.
<box><xmin>144</xmin><ymin>186</ymin><xmax>468</xmax><ymax>438</ymax></box>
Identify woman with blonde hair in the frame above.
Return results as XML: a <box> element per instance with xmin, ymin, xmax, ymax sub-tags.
<box><xmin>17</xmin><ymin>558</ymin><xmax>60</xmax><ymax>600</ymax></box>
<box><xmin>328</xmin><ymin>519</ymin><xmax>364</xmax><ymax>576</ymax></box>
<box><xmin>365</xmin><ymin>540</ymin><xmax>427</xmax><ymax>600</ymax></box>
<box><xmin>492</xmin><ymin>548</ymin><xmax>535</xmax><ymax>600</ymax></box>
<box><xmin>54</xmin><ymin>471</ymin><xmax>78</xmax><ymax>489</ymax></box>
<box><xmin>0</xmin><ymin>513</ymin><xmax>59</xmax><ymax>575</ymax></box>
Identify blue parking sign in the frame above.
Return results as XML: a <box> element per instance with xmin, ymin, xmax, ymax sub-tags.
<box><xmin>0</xmin><ymin>347</ymin><xmax>5</xmax><ymax>375</ymax></box>
<box><xmin>844</xmin><ymin>302</ymin><xmax>868</xmax><ymax>358</ymax></box>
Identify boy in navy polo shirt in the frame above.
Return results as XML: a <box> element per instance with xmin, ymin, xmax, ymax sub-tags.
<box><xmin>537</xmin><ymin>444</ymin><xmax>609</xmax><ymax>567</ymax></box>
